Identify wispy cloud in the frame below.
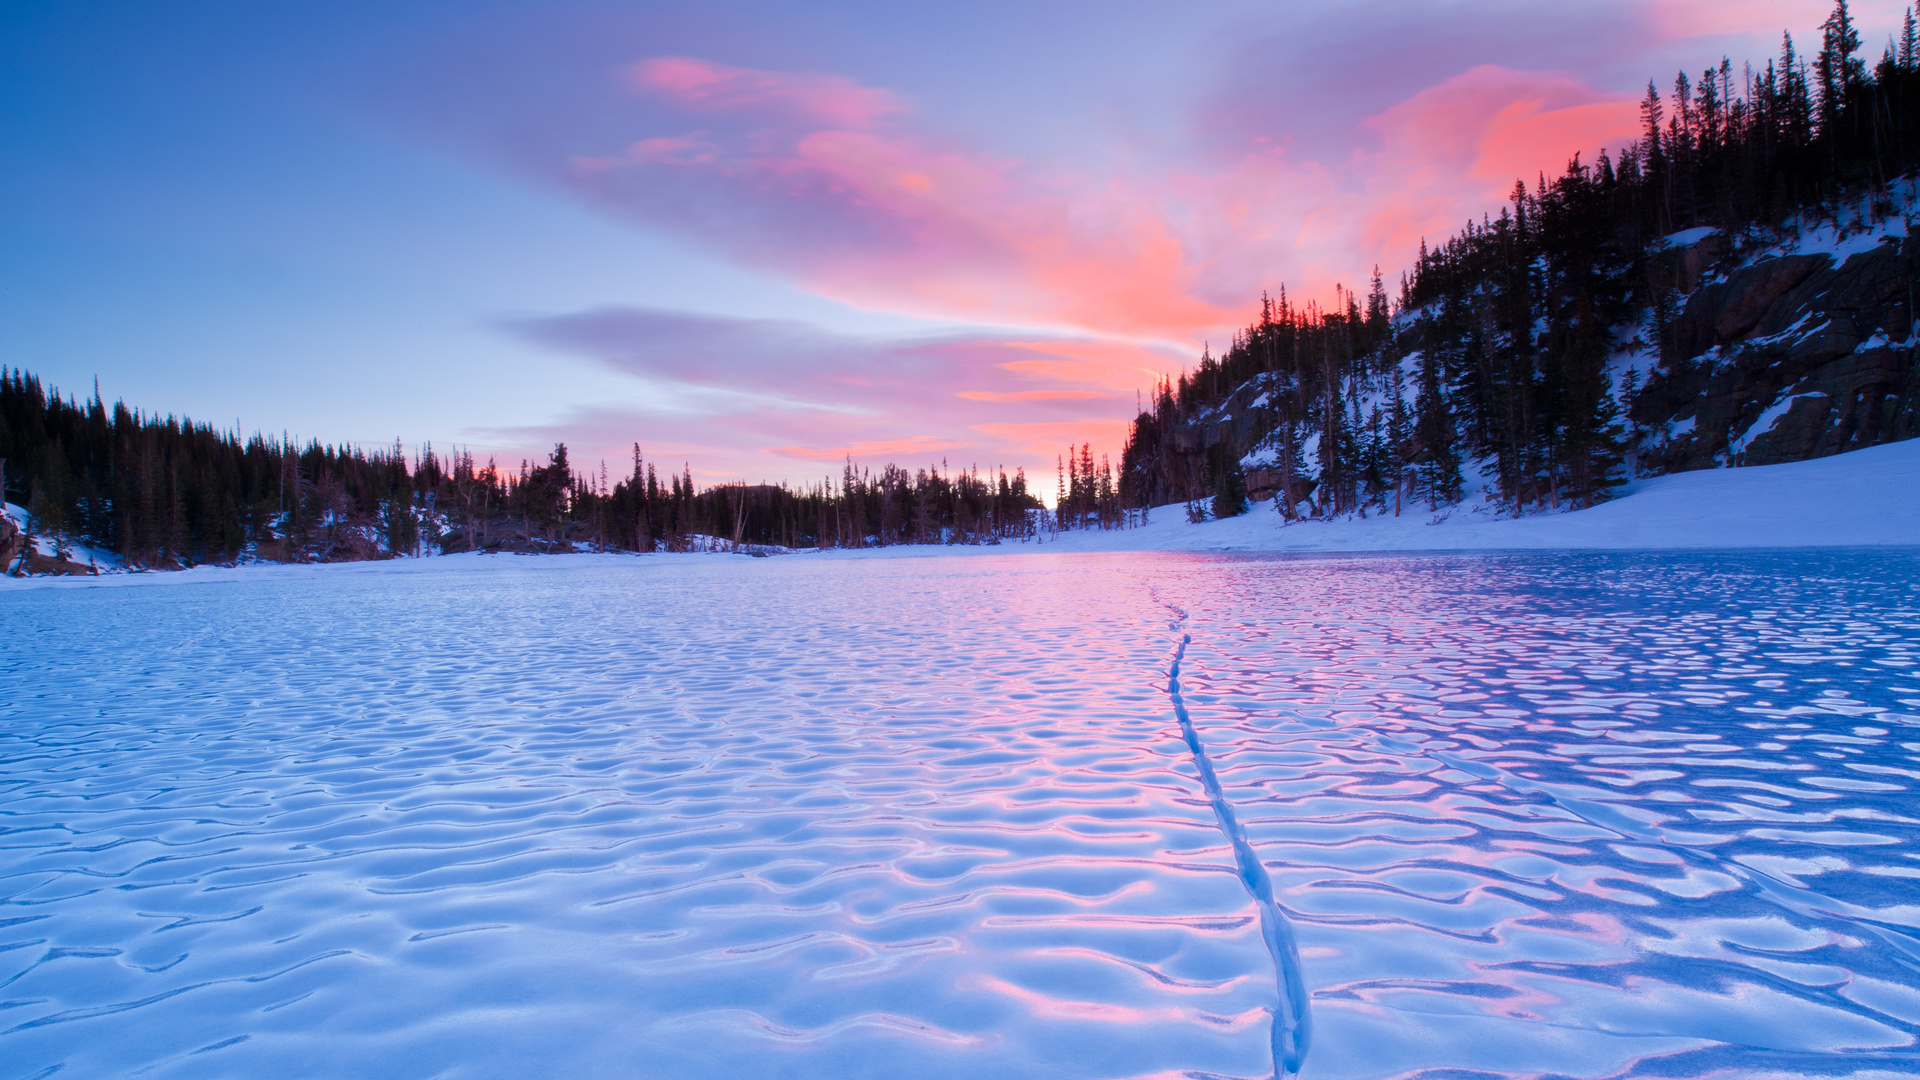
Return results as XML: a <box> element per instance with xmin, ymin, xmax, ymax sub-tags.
<box><xmin>538</xmin><ymin>51</ymin><xmax>1645</xmax><ymax>346</ymax></box>
<box><xmin>554</xmin><ymin>59</ymin><xmax>1235</xmax><ymax>340</ymax></box>
<box><xmin>498</xmin><ymin>306</ymin><xmax>1162</xmax><ymax>480</ymax></box>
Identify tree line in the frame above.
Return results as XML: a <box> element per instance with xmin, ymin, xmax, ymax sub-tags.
<box><xmin>1124</xmin><ymin>0</ymin><xmax>1920</xmax><ymax>518</ymax></box>
<box><xmin>604</xmin><ymin>451</ymin><xmax>1049</xmax><ymax>553</ymax></box>
<box><xmin>0</xmin><ymin>368</ymin><xmax>1077</xmax><ymax>569</ymax></box>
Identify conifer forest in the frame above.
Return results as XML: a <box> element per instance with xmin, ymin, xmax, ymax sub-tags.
<box><xmin>0</xmin><ymin>368</ymin><xmax>1072</xmax><ymax>566</ymax></box>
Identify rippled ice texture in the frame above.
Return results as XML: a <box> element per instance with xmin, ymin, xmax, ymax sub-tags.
<box><xmin>4</xmin><ymin>550</ymin><xmax>1920</xmax><ymax>1080</ymax></box>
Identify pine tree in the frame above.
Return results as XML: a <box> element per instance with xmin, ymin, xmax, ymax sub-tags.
<box><xmin>1208</xmin><ymin>440</ymin><xmax>1248</xmax><ymax>519</ymax></box>
<box><xmin>1823</xmin><ymin>0</ymin><xmax>1865</xmax><ymax>107</ymax></box>
<box><xmin>1387</xmin><ymin>364</ymin><xmax>1412</xmax><ymax>515</ymax></box>
<box><xmin>1641</xmin><ymin>80</ymin><xmax>1666</xmax><ymax>158</ymax></box>
<box><xmin>1411</xmin><ymin>350</ymin><xmax>1462</xmax><ymax>510</ymax></box>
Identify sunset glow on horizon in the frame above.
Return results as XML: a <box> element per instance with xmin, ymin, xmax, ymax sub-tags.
<box><xmin>4</xmin><ymin>0</ymin><xmax>1899</xmax><ymax>485</ymax></box>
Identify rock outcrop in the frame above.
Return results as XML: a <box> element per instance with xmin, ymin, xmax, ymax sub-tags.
<box><xmin>19</xmin><ymin>549</ymin><xmax>100</xmax><ymax>576</ymax></box>
<box><xmin>1636</xmin><ymin>237</ymin><xmax>1920</xmax><ymax>472</ymax></box>
<box><xmin>0</xmin><ymin>511</ymin><xmax>22</xmax><ymax>574</ymax></box>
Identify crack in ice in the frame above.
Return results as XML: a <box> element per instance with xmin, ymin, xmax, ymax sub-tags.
<box><xmin>1161</xmin><ymin>602</ymin><xmax>1311</xmax><ymax>1080</ymax></box>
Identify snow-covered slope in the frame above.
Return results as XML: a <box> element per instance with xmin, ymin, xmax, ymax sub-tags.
<box><xmin>1022</xmin><ymin>438</ymin><xmax>1920</xmax><ymax>554</ymax></box>
<box><xmin>1</xmin><ymin>501</ymin><xmax>122</xmax><ymax>573</ymax></box>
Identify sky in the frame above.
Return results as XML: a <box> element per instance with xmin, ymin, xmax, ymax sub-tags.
<box><xmin>3</xmin><ymin>0</ymin><xmax>1911</xmax><ymax>486</ymax></box>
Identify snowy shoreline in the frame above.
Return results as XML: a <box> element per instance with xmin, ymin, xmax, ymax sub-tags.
<box><xmin>4</xmin><ymin>439</ymin><xmax>1915</xmax><ymax>590</ymax></box>
<box><xmin>1019</xmin><ymin>434</ymin><xmax>1920</xmax><ymax>555</ymax></box>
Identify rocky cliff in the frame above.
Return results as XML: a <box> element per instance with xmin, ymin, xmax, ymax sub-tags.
<box><xmin>1637</xmin><ymin>232</ymin><xmax>1920</xmax><ymax>471</ymax></box>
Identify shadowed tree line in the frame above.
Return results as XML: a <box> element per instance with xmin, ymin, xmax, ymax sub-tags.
<box><xmin>0</xmin><ymin>369</ymin><xmax>1050</xmax><ymax>570</ymax></box>
<box><xmin>1126</xmin><ymin>0</ymin><xmax>1920</xmax><ymax>519</ymax></box>
<box><xmin>610</xmin><ymin>453</ymin><xmax>1046</xmax><ymax>553</ymax></box>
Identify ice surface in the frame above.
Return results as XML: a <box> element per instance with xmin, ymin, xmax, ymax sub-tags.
<box><xmin>1</xmin><ymin>555</ymin><xmax>1272</xmax><ymax>1079</ymax></box>
<box><xmin>1157</xmin><ymin>550</ymin><xmax>1920</xmax><ymax>1078</ymax></box>
<box><xmin>4</xmin><ymin>549</ymin><xmax>1920</xmax><ymax>1078</ymax></box>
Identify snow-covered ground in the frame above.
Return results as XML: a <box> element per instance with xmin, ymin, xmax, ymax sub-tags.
<box><xmin>1027</xmin><ymin>437</ymin><xmax>1920</xmax><ymax>556</ymax></box>
<box><xmin>5</xmin><ymin>549</ymin><xmax>1919</xmax><ymax>1078</ymax></box>
<box><xmin>2</xmin><ymin>500</ymin><xmax>122</xmax><ymax>570</ymax></box>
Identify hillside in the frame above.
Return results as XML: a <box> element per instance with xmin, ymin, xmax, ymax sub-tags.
<box><xmin>1123</xmin><ymin>4</ymin><xmax>1920</xmax><ymax>523</ymax></box>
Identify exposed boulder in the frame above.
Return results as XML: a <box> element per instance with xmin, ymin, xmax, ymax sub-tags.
<box><xmin>1674</xmin><ymin>231</ymin><xmax>1732</xmax><ymax>293</ymax></box>
<box><xmin>0</xmin><ymin>511</ymin><xmax>22</xmax><ymax>574</ymax></box>
<box><xmin>21</xmin><ymin>550</ymin><xmax>100</xmax><ymax>576</ymax></box>
<box><xmin>0</xmin><ymin>511</ymin><xmax>100</xmax><ymax>576</ymax></box>
<box><xmin>1245</xmin><ymin>466</ymin><xmax>1317</xmax><ymax>511</ymax></box>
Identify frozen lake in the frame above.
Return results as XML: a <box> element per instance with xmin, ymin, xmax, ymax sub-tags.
<box><xmin>4</xmin><ymin>549</ymin><xmax>1920</xmax><ymax>1079</ymax></box>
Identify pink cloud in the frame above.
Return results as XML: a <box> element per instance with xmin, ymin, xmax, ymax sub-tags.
<box><xmin>996</xmin><ymin>340</ymin><xmax>1177</xmax><ymax>395</ymax></box>
<box><xmin>499</xmin><ymin>307</ymin><xmax>1151</xmax><ymax>481</ymax></box>
<box><xmin>1367</xmin><ymin>66</ymin><xmax>1641</xmax><ymax>247</ymax></box>
<box><xmin>630</xmin><ymin>56</ymin><xmax>904</xmax><ymax>129</ymax></box>
<box><xmin>547</xmin><ymin>57</ymin><xmax>1241</xmax><ymax>341</ymax></box>
<box><xmin>970</xmin><ymin>420</ymin><xmax>1135</xmax><ymax>462</ymax></box>
<box><xmin>1648</xmin><ymin>0</ymin><xmax>1856</xmax><ymax>38</ymax></box>
<box><xmin>1369</xmin><ymin>65</ymin><xmax>1639</xmax><ymax>194</ymax></box>
<box><xmin>562</xmin><ymin>56</ymin><xmax>1647</xmax><ymax>356</ymax></box>
<box><xmin>625</xmin><ymin>134</ymin><xmax>717</xmax><ymax>164</ymax></box>
<box><xmin>1167</xmin><ymin>66</ymin><xmax>1642</xmax><ymax>310</ymax></box>
<box><xmin>770</xmin><ymin>435</ymin><xmax>960</xmax><ymax>462</ymax></box>
<box><xmin>487</xmin><ymin>53</ymin><xmax>1660</xmax><ymax>482</ymax></box>
<box><xmin>389</xmin><ymin>0</ymin><xmax>1887</xmax><ymax>487</ymax></box>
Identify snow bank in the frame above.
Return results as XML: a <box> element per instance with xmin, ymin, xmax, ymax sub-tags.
<box><xmin>2</xmin><ymin>501</ymin><xmax>122</xmax><ymax>571</ymax></box>
<box><xmin>1015</xmin><ymin>438</ymin><xmax>1920</xmax><ymax>555</ymax></box>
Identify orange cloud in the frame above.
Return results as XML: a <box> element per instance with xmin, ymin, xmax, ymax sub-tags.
<box><xmin>782</xmin><ymin>132</ymin><xmax>1234</xmax><ymax>338</ymax></box>
<box><xmin>1356</xmin><ymin>66</ymin><xmax>1641</xmax><ymax>261</ymax></box>
<box><xmin>1369</xmin><ymin>65</ymin><xmax>1640</xmax><ymax>195</ymax></box>
<box><xmin>1168</xmin><ymin>66</ymin><xmax>1643</xmax><ymax>314</ymax></box>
